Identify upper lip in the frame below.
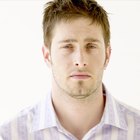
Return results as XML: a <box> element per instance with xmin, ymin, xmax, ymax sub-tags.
<box><xmin>70</xmin><ymin>72</ymin><xmax>91</xmax><ymax>77</ymax></box>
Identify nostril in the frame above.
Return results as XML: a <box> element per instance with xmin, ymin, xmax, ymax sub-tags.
<box><xmin>75</xmin><ymin>63</ymin><xmax>87</xmax><ymax>66</ymax></box>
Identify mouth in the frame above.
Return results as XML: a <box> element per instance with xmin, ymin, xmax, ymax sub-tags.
<box><xmin>70</xmin><ymin>73</ymin><xmax>91</xmax><ymax>80</ymax></box>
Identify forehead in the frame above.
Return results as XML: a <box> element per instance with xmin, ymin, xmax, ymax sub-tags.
<box><xmin>51</xmin><ymin>17</ymin><xmax>104</xmax><ymax>43</ymax></box>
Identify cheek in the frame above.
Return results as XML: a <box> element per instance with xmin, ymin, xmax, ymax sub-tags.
<box><xmin>51</xmin><ymin>56</ymin><xmax>69</xmax><ymax>73</ymax></box>
<box><xmin>54</xmin><ymin>53</ymin><xmax>72</xmax><ymax>66</ymax></box>
<box><xmin>91</xmin><ymin>52</ymin><xmax>105</xmax><ymax>65</ymax></box>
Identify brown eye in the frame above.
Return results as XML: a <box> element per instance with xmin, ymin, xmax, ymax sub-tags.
<box><xmin>86</xmin><ymin>43</ymin><xmax>96</xmax><ymax>49</ymax></box>
<box><xmin>63</xmin><ymin>44</ymin><xmax>73</xmax><ymax>49</ymax></box>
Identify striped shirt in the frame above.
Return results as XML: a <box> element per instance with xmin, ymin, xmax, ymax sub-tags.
<box><xmin>0</xmin><ymin>88</ymin><xmax>140</xmax><ymax>140</ymax></box>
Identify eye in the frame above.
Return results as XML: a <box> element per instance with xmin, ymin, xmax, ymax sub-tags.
<box><xmin>62</xmin><ymin>44</ymin><xmax>73</xmax><ymax>49</ymax></box>
<box><xmin>86</xmin><ymin>43</ymin><xmax>97</xmax><ymax>49</ymax></box>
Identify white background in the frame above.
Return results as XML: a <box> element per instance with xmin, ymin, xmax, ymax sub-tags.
<box><xmin>0</xmin><ymin>0</ymin><xmax>140</xmax><ymax>124</ymax></box>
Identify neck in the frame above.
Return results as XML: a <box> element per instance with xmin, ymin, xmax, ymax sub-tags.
<box><xmin>51</xmin><ymin>84</ymin><xmax>105</xmax><ymax>139</ymax></box>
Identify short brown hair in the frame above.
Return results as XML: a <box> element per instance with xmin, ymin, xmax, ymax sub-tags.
<box><xmin>43</xmin><ymin>0</ymin><xmax>110</xmax><ymax>47</ymax></box>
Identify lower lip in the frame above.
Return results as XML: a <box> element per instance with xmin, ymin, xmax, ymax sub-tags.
<box><xmin>70</xmin><ymin>75</ymin><xmax>91</xmax><ymax>80</ymax></box>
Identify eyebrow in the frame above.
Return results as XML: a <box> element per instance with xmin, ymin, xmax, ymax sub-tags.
<box><xmin>58</xmin><ymin>38</ymin><xmax>101</xmax><ymax>44</ymax></box>
<box><xmin>84</xmin><ymin>38</ymin><xmax>101</xmax><ymax>43</ymax></box>
<box><xmin>58</xmin><ymin>39</ymin><xmax>77</xmax><ymax>44</ymax></box>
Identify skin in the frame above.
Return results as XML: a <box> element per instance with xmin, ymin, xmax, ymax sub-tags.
<box><xmin>42</xmin><ymin>17</ymin><xmax>111</xmax><ymax>139</ymax></box>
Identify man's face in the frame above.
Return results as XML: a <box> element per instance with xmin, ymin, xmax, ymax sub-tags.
<box><xmin>43</xmin><ymin>18</ymin><xmax>111</xmax><ymax>99</ymax></box>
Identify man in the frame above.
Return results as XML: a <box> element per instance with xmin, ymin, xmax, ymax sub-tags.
<box><xmin>0</xmin><ymin>0</ymin><xmax>140</xmax><ymax>140</ymax></box>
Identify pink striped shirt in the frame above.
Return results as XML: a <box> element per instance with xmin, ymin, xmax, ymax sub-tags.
<box><xmin>0</xmin><ymin>88</ymin><xmax>140</xmax><ymax>140</ymax></box>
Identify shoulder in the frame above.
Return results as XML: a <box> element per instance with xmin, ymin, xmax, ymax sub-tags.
<box><xmin>0</xmin><ymin>104</ymin><xmax>37</xmax><ymax>140</ymax></box>
<box><xmin>118</xmin><ymin>100</ymin><xmax>140</xmax><ymax>117</ymax></box>
<box><xmin>117</xmin><ymin>100</ymin><xmax>140</xmax><ymax>130</ymax></box>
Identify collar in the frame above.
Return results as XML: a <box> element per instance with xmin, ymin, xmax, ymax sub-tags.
<box><xmin>32</xmin><ymin>91</ymin><xmax>58</xmax><ymax>132</ymax></box>
<box><xmin>31</xmin><ymin>85</ymin><xmax>128</xmax><ymax>132</ymax></box>
<box><xmin>101</xmin><ymin>85</ymin><xmax>127</xmax><ymax>130</ymax></box>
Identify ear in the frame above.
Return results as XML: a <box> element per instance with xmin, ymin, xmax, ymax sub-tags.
<box><xmin>42</xmin><ymin>46</ymin><xmax>51</xmax><ymax>67</ymax></box>
<box><xmin>104</xmin><ymin>44</ymin><xmax>111</xmax><ymax>69</ymax></box>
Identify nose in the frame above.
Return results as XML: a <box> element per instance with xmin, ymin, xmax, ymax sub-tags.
<box><xmin>74</xmin><ymin>49</ymin><xmax>88</xmax><ymax>68</ymax></box>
